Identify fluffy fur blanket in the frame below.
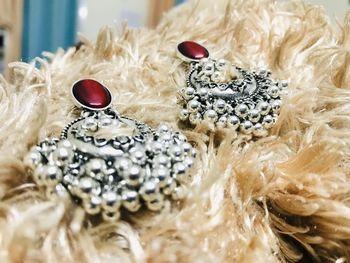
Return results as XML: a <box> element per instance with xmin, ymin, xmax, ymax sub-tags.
<box><xmin>0</xmin><ymin>0</ymin><xmax>349</xmax><ymax>262</ymax></box>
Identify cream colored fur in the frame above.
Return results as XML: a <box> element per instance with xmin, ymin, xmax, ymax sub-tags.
<box><xmin>0</xmin><ymin>0</ymin><xmax>349</xmax><ymax>262</ymax></box>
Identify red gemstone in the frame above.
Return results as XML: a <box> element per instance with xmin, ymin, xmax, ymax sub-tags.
<box><xmin>72</xmin><ymin>79</ymin><xmax>112</xmax><ymax>109</ymax></box>
<box><xmin>177</xmin><ymin>41</ymin><xmax>209</xmax><ymax>60</ymax></box>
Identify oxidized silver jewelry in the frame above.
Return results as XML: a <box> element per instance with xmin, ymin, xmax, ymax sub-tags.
<box><xmin>176</xmin><ymin>41</ymin><xmax>288</xmax><ymax>137</ymax></box>
<box><xmin>24</xmin><ymin>79</ymin><xmax>196</xmax><ymax>221</ymax></box>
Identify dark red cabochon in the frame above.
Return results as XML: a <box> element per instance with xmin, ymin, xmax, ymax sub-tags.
<box><xmin>177</xmin><ymin>41</ymin><xmax>209</xmax><ymax>60</ymax></box>
<box><xmin>72</xmin><ymin>79</ymin><xmax>112</xmax><ymax>109</ymax></box>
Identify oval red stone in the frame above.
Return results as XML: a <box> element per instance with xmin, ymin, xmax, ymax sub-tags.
<box><xmin>177</xmin><ymin>41</ymin><xmax>209</xmax><ymax>61</ymax></box>
<box><xmin>72</xmin><ymin>79</ymin><xmax>112</xmax><ymax>109</ymax></box>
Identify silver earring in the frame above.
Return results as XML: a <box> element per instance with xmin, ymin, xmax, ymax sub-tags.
<box><xmin>176</xmin><ymin>41</ymin><xmax>288</xmax><ymax>137</ymax></box>
<box><xmin>24</xmin><ymin>79</ymin><xmax>196</xmax><ymax>221</ymax></box>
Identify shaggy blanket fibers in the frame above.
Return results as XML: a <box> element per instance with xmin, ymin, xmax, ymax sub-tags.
<box><xmin>0</xmin><ymin>0</ymin><xmax>349</xmax><ymax>262</ymax></box>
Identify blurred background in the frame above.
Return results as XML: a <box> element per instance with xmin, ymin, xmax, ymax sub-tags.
<box><xmin>0</xmin><ymin>0</ymin><xmax>348</xmax><ymax>74</ymax></box>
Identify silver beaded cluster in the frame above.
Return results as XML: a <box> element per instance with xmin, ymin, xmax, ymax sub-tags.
<box><xmin>179</xmin><ymin>59</ymin><xmax>288</xmax><ymax>137</ymax></box>
<box><xmin>24</xmin><ymin>109</ymin><xmax>196</xmax><ymax>221</ymax></box>
<box><xmin>195</xmin><ymin>58</ymin><xmax>228</xmax><ymax>83</ymax></box>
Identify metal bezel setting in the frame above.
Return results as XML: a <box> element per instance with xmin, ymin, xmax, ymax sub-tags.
<box><xmin>71</xmin><ymin>78</ymin><xmax>113</xmax><ymax>111</ymax></box>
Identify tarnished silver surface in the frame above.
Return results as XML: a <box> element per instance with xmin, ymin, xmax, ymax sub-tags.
<box><xmin>25</xmin><ymin>108</ymin><xmax>196</xmax><ymax>221</ymax></box>
<box><xmin>178</xmin><ymin>57</ymin><xmax>288</xmax><ymax>137</ymax></box>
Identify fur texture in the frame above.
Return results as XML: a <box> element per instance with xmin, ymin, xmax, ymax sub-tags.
<box><xmin>0</xmin><ymin>0</ymin><xmax>350</xmax><ymax>262</ymax></box>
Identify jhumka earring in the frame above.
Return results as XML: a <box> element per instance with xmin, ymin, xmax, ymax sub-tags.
<box><xmin>24</xmin><ymin>79</ymin><xmax>196</xmax><ymax>221</ymax></box>
<box><xmin>176</xmin><ymin>41</ymin><xmax>288</xmax><ymax>137</ymax></box>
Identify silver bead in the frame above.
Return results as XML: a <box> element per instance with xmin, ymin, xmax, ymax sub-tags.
<box><xmin>263</xmin><ymin>115</ymin><xmax>274</xmax><ymax>129</ymax></box>
<box><xmin>130</xmin><ymin>148</ymin><xmax>146</xmax><ymax>165</ymax></box>
<box><xmin>76</xmin><ymin>177</ymin><xmax>100</xmax><ymax>198</ymax></box>
<box><xmin>179</xmin><ymin>109</ymin><xmax>190</xmax><ymax>121</ymax></box>
<box><xmin>85</xmin><ymin>158</ymin><xmax>107</xmax><ymax>179</ymax></box>
<box><xmin>268</xmin><ymin>85</ymin><xmax>279</xmax><ymax>98</ymax></box>
<box><xmin>181</xmin><ymin>142</ymin><xmax>192</xmax><ymax>154</ymax></box>
<box><xmin>82</xmin><ymin>117</ymin><xmax>98</xmax><ymax>132</ymax></box>
<box><xmin>183</xmin><ymin>156</ymin><xmax>194</xmax><ymax>168</ymax></box>
<box><xmin>258</xmin><ymin>69</ymin><xmax>268</xmax><ymax>77</ymax></box>
<box><xmin>204</xmin><ymin>62</ymin><xmax>214</xmax><ymax>75</ymax></box>
<box><xmin>235</xmin><ymin>104</ymin><xmax>249</xmax><ymax>118</ymax></box>
<box><xmin>52</xmin><ymin>147</ymin><xmax>74</xmax><ymax>167</ymax></box>
<box><xmin>122</xmin><ymin>190</ymin><xmax>141</xmax><ymax>212</ymax></box>
<box><xmin>189</xmin><ymin>112</ymin><xmax>202</xmax><ymax>125</ymax></box>
<box><xmin>172</xmin><ymin>186</ymin><xmax>187</xmax><ymax>200</ymax></box>
<box><xmin>240</xmin><ymin>120</ymin><xmax>253</xmax><ymax>134</ymax></box>
<box><xmin>84</xmin><ymin>195</ymin><xmax>102</xmax><ymax>215</ymax></box>
<box><xmin>125</xmin><ymin>165</ymin><xmax>144</xmax><ymax>186</ymax></box>
<box><xmin>99</xmin><ymin>117</ymin><xmax>113</xmax><ymax>127</ymax></box>
<box><xmin>183</xmin><ymin>87</ymin><xmax>195</xmax><ymax>100</ymax></box>
<box><xmin>153</xmin><ymin>154</ymin><xmax>171</xmax><ymax>168</ymax></box>
<box><xmin>271</xmin><ymin>100</ymin><xmax>281</xmax><ymax>114</ymax></box>
<box><xmin>152</xmin><ymin>166</ymin><xmax>170</xmax><ymax>187</ymax></box>
<box><xmin>214</xmin><ymin>99</ymin><xmax>226</xmax><ymax>114</ymax></box>
<box><xmin>102</xmin><ymin>211</ymin><xmax>120</xmax><ymax>221</ymax></box>
<box><xmin>248</xmin><ymin>109</ymin><xmax>261</xmax><ymax>123</ymax></box>
<box><xmin>257</xmin><ymin>101</ymin><xmax>271</xmax><ymax>115</ymax></box>
<box><xmin>63</xmin><ymin>173</ymin><xmax>78</xmax><ymax>187</ymax></box>
<box><xmin>187</xmin><ymin>99</ymin><xmax>200</xmax><ymax>113</ymax></box>
<box><xmin>216</xmin><ymin>58</ymin><xmax>226</xmax><ymax>70</ymax></box>
<box><xmin>216</xmin><ymin>116</ymin><xmax>227</xmax><ymax>128</ymax></box>
<box><xmin>139</xmin><ymin>180</ymin><xmax>160</xmax><ymax>202</ymax></box>
<box><xmin>169</xmin><ymin>145</ymin><xmax>183</xmax><ymax>162</ymax></box>
<box><xmin>149</xmin><ymin>141</ymin><xmax>163</xmax><ymax>154</ymax></box>
<box><xmin>203</xmin><ymin>110</ymin><xmax>218</xmax><ymax>123</ymax></box>
<box><xmin>199</xmin><ymin>57</ymin><xmax>209</xmax><ymax>67</ymax></box>
<box><xmin>280</xmin><ymin>80</ymin><xmax>288</xmax><ymax>89</ymax></box>
<box><xmin>24</xmin><ymin>150</ymin><xmax>42</xmax><ymax>170</ymax></box>
<box><xmin>160</xmin><ymin>133</ymin><xmax>172</xmax><ymax>143</ymax></box>
<box><xmin>253</xmin><ymin>123</ymin><xmax>267</xmax><ymax>137</ymax></box>
<box><xmin>114</xmin><ymin>157</ymin><xmax>132</xmax><ymax>174</ymax></box>
<box><xmin>227</xmin><ymin>115</ymin><xmax>240</xmax><ymax>129</ymax></box>
<box><xmin>173</xmin><ymin>162</ymin><xmax>187</xmax><ymax>182</ymax></box>
<box><xmin>158</xmin><ymin>124</ymin><xmax>170</xmax><ymax>134</ymax></box>
<box><xmin>40</xmin><ymin>139</ymin><xmax>57</xmax><ymax>155</ymax></box>
<box><xmin>102</xmin><ymin>191</ymin><xmax>121</xmax><ymax>212</ymax></box>
<box><xmin>198</xmin><ymin>88</ymin><xmax>209</xmax><ymax>99</ymax></box>
<box><xmin>146</xmin><ymin>195</ymin><xmax>164</xmax><ymax>211</ymax></box>
<box><xmin>176</xmin><ymin>133</ymin><xmax>187</xmax><ymax>142</ymax></box>
<box><xmin>162</xmin><ymin>177</ymin><xmax>177</xmax><ymax>195</ymax></box>
<box><xmin>43</xmin><ymin>165</ymin><xmax>63</xmax><ymax>186</ymax></box>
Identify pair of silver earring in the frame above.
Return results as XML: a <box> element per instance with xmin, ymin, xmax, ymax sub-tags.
<box><xmin>24</xmin><ymin>41</ymin><xmax>287</xmax><ymax>222</ymax></box>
